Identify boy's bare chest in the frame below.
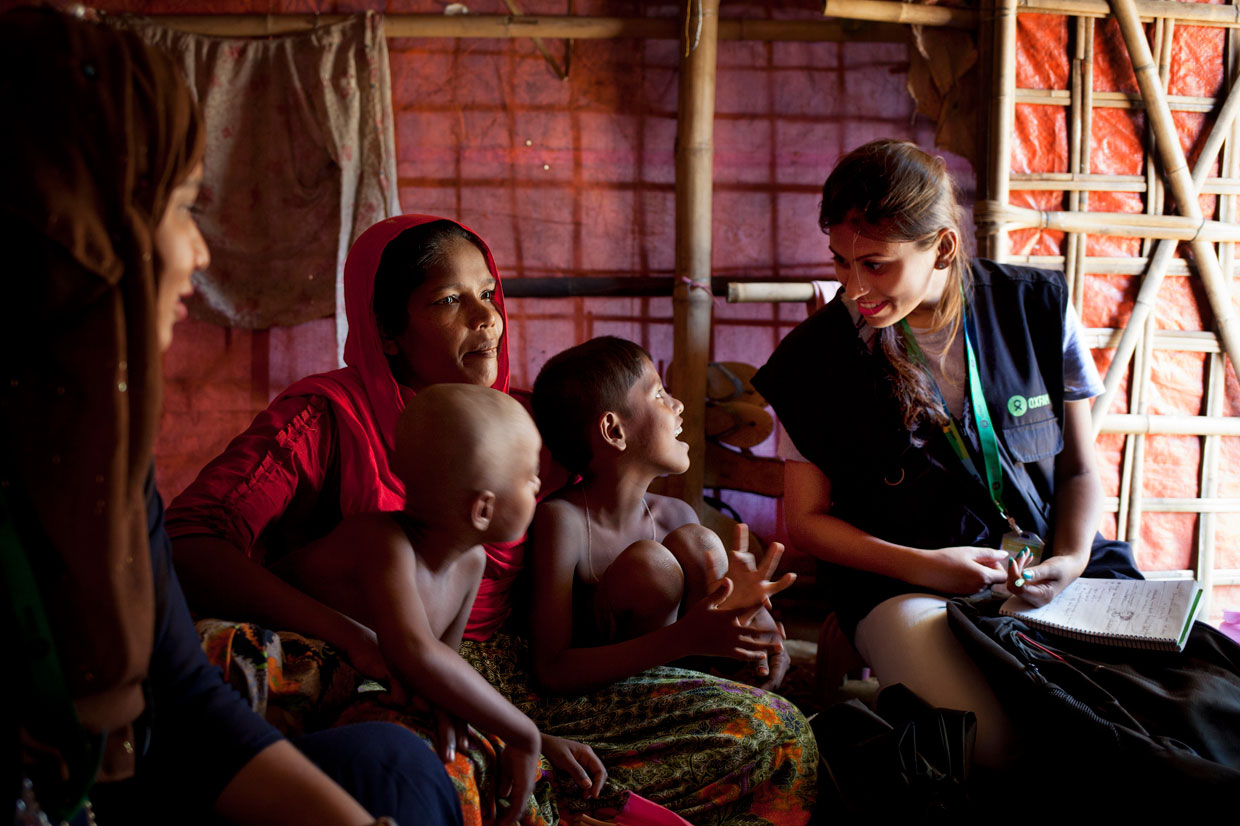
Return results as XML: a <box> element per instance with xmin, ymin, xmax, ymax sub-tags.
<box><xmin>577</xmin><ymin>517</ymin><xmax>656</xmax><ymax>585</ymax></box>
<box><xmin>414</xmin><ymin>551</ymin><xmax>485</xmax><ymax>638</ymax></box>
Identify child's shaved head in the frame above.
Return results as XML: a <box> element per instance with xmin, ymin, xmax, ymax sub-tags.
<box><xmin>396</xmin><ymin>384</ymin><xmax>541</xmax><ymax>534</ymax></box>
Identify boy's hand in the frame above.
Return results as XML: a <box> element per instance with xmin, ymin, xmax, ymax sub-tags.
<box><xmin>337</xmin><ymin>621</ymin><xmax>400</xmax><ymax>694</ymax></box>
<box><xmin>434</xmin><ymin>706</ymin><xmax>473</xmax><ymax>763</ymax></box>
<box><xmin>679</xmin><ymin>579</ymin><xmax>784</xmax><ymax>665</ymax></box>
<box><xmin>753</xmin><ymin>619</ymin><xmax>790</xmax><ymax>691</ymax></box>
<box><xmin>715</xmin><ymin>524</ymin><xmax>797</xmax><ymax>612</ymax></box>
<box><xmin>497</xmin><ymin>743</ymin><xmax>541</xmax><ymax>826</ymax></box>
<box><xmin>540</xmin><ymin>734</ymin><xmax>607</xmax><ymax>799</ymax></box>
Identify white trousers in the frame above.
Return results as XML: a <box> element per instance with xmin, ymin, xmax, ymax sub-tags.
<box><xmin>854</xmin><ymin>593</ymin><xmax>1018</xmax><ymax>768</ymax></box>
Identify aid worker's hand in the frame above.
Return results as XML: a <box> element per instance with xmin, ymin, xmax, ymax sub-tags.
<box><xmin>1007</xmin><ymin>552</ymin><xmax>1087</xmax><ymax>608</ymax></box>
<box><xmin>916</xmin><ymin>546</ymin><xmax>1008</xmax><ymax>594</ymax></box>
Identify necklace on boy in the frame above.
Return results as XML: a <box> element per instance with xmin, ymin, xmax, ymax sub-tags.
<box><xmin>581</xmin><ymin>488</ymin><xmax>656</xmax><ymax>584</ymax></box>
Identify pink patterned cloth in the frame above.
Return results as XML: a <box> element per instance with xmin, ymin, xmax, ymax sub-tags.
<box><xmin>118</xmin><ymin>12</ymin><xmax>399</xmax><ymax>335</ymax></box>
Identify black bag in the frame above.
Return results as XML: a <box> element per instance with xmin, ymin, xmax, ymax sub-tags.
<box><xmin>947</xmin><ymin>597</ymin><xmax>1240</xmax><ymax>813</ymax></box>
<box><xmin>813</xmin><ymin>683</ymin><xmax>974</xmax><ymax>820</ymax></box>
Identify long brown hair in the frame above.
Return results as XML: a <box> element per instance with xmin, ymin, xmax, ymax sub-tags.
<box><xmin>1</xmin><ymin>5</ymin><xmax>204</xmax><ymax>756</ymax></box>
<box><xmin>820</xmin><ymin>139</ymin><xmax>970</xmax><ymax>438</ymax></box>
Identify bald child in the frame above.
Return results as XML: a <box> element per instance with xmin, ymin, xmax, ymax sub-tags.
<box><xmin>275</xmin><ymin>384</ymin><xmax>604</xmax><ymax>823</ymax></box>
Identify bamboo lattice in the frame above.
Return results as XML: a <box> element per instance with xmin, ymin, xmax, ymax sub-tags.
<box><xmin>823</xmin><ymin>0</ymin><xmax>1240</xmax><ymax>600</ymax></box>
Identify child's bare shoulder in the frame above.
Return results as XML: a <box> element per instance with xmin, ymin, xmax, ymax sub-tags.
<box><xmin>644</xmin><ymin>493</ymin><xmax>698</xmax><ymax>530</ymax></box>
<box><xmin>327</xmin><ymin>512</ymin><xmax>424</xmax><ymax>570</ymax></box>
<box><xmin>535</xmin><ymin>490</ymin><xmax>585</xmax><ymax>520</ymax></box>
<box><xmin>531</xmin><ymin>495</ymin><xmax>588</xmax><ymax>555</ymax></box>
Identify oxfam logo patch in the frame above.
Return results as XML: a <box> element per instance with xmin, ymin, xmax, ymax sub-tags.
<box><xmin>1007</xmin><ymin>393</ymin><xmax>1050</xmax><ymax>417</ymax></box>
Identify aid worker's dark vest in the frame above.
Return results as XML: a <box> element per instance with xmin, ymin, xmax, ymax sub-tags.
<box><xmin>754</xmin><ymin>259</ymin><xmax>1136</xmax><ymax>636</ymax></box>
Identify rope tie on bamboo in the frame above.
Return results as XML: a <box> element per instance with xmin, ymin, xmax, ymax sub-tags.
<box><xmin>678</xmin><ymin>275</ymin><xmax>716</xmax><ymax>305</ymax></box>
<box><xmin>1191</xmin><ymin>216</ymin><xmax>1208</xmax><ymax>243</ymax></box>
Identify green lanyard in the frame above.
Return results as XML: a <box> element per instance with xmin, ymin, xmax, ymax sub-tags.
<box><xmin>898</xmin><ymin>316</ymin><xmax>1018</xmax><ymax>532</ymax></box>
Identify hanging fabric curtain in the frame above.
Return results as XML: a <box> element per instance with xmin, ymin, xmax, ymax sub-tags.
<box><xmin>114</xmin><ymin>12</ymin><xmax>400</xmax><ymax>357</ymax></box>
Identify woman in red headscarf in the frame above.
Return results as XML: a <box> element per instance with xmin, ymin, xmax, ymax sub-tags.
<box><xmin>168</xmin><ymin>216</ymin><xmax>520</xmax><ymax>682</ymax></box>
<box><xmin>168</xmin><ymin>216</ymin><xmax>817</xmax><ymax>826</ymax></box>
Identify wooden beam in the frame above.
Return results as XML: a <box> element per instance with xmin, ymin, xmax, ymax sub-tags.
<box><xmin>1020</xmin><ymin>0</ymin><xmax>1240</xmax><ymax>25</ymax></box>
<box><xmin>667</xmin><ymin>0</ymin><xmax>720</xmax><ymax>516</ymax></box>
<box><xmin>822</xmin><ymin>0</ymin><xmax>977</xmax><ymax>27</ymax></box>
<box><xmin>975</xmin><ymin>202</ymin><xmax>1240</xmax><ymax>241</ymax></box>
<box><xmin>1100</xmin><ymin>413</ymin><xmax>1240</xmax><ymax>436</ymax></box>
<box><xmin>821</xmin><ymin>0</ymin><xmax>1240</xmax><ymax>27</ymax></box>
<box><xmin>1092</xmin><ymin>60</ymin><xmax>1240</xmax><ymax>433</ymax></box>
<box><xmin>148</xmin><ymin>13</ymin><xmax>904</xmax><ymax>42</ymax></box>
<box><xmin>1109</xmin><ymin>0</ymin><xmax>1240</xmax><ymax>413</ymax></box>
<box><xmin>703</xmin><ymin>443</ymin><xmax>785</xmax><ymax>499</ymax></box>
<box><xmin>979</xmin><ymin>0</ymin><xmax>1018</xmax><ymax>260</ymax></box>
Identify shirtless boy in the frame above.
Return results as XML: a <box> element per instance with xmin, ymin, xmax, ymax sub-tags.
<box><xmin>528</xmin><ymin>337</ymin><xmax>795</xmax><ymax>696</ymax></box>
<box><xmin>276</xmin><ymin>384</ymin><xmax>604</xmax><ymax>825</ymax></box>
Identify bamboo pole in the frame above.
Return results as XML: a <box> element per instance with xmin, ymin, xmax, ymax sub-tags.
<box><xmin>1082</xmin><ymin>328</ymin><xmax>1230</xmax><ymax>351</ymax></box>
<box><xmin>822</xmin><ymin>0</ymin><xmax>977</xmax><ymax>27</ymax></box>
<box><xmin>980</xmin><ymin>0</ymin><xmax>1018</xmax><ymax>260</ymax></box>
<box><xmin>822</xmin><ymin>0</ymin><xmax>1240</xmax><ymax>27</ymax></box>
<box><xmin>1144</xmin><ymin>568</ymin><xmax>1240</xmax><ymax>583</ymax></box>
<box><xmin>1020</xmin><ymin>0</ymin><xmax>1240</xmax><ymax>24</ymax></box>
<box><xmin>1091</xmin><ymin>2</ymin><xmax>1240</xmax><ymax>432</ymax></box>
<box><xmin>1009</xmin><ymin>172</ymin><xmax>1240</xmax><ymax>194</ymax></box>
<box><xmin>1065</xmin><ymin>17</ymin><xmax>1085</xmax><ymax>308</ymax></box>
<box><xmin>501</xmin><ymin>0</ymin><xmax>567</xmax><ymax>80</ymax></box>
<box><xmin>1015</xmin><ymin>87</ymin><xmax>1221</xmax><ymax>112</ymax></box>
<box><xmin>1013</xmin><ymin>255</ymin><xmax>1240</xmax><ymax>276</ymax></box>
<box><xmin>727</xmin><ymin>282</ymin><xmax>818</xmax><ymax>303</ymax></box>
<box><xmin>1124</xmin><ymin>308</ymin><xmax>1158</xmax><ymax>550</ymax></box>
<box><xmin>667</xmin><ymin>0</ymin><xmax>720</xmax><ymax>516</ymax></box>
<box><xmin>1075</xmin><ymin>16</ymin><xmax>1096</xmax><ymax>313</ymax></box>
<box><xmin>1116</xmin><ymin>320</ymin><xmax>1142</xmax><ymax>541</ymax></box>
<box><xmin>1118</xmin><ymin>19</ymin><xmax>1166</xmax><ymax>546</ymax></box>
<box><xmin>1105</xmin><ymin>498</ymin><xmax>1240</xmax><ymax>512</ymax></box>
<box><xmin>1110</xmin><ymin>0</ymin><xmax>1240</xmax><ymax>402</ymax></box>
<box><xmin>1101</xmin><ymin>413</ymin><xmax>1240</xmax><ymax>435</ymax></box>
<box><xmin>1199</xmin><ymin>352</ymin><xmax>1224</xmax><ymax>612</ymax></box>
<box><xmin>1198</xmin><ymin>22</ymin><xmax>1240</xmax><ymax>619</ymax></box>
<box><xmin>149</xmin><ymin>13</ymin><xmax>904</xmax><ymax>42</ymax></box>
<box><xmin>975</xmin><ymin>202</ymin><xmax>1240</xmax><ymax>241</ymax></box>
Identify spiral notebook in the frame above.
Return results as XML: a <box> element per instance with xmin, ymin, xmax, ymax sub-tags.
<box><xmin>999</xmin><ymin>578</ymin><xmax>1203</xmax><ymax>652</ymax></box>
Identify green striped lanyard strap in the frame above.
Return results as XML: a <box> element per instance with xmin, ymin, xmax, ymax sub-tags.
<box><xmin>898</xmin><ymin>317</ymin><xmax>1020</xmax><ymax>534</ymax></box>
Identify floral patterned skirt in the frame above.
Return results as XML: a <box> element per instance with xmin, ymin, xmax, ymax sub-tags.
<box><xmin>198</xmin><ymin>621</ymin><xmax>816</xmax><ymax>826</ymax></box>
<box><xmin>462</xmin><ymin>634</ymin><xmax>817</xmax><ymax>826</ymax></box>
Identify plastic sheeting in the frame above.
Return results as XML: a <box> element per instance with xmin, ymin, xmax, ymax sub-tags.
<box><xmin>80</xmin><ymin>0</ymin><xmax>1234</xmax><ymax>612</ymax></box>
<box><xmin>1012</xmin><ymin>12</ymin><xmax>1239</xmax><ymax>598</ymax></box>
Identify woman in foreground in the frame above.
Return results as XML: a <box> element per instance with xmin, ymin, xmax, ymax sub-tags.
<box><xmin>2</xmin><ymin>9</ymin><xmax>459</xmax><ymax>824</ymax></box>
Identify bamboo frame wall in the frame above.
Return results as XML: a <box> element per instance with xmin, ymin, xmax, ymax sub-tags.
<box><xmin>813</xmin><ymin>0</ymin><xmax>1240</xmax><ymax>609</ymax></box>
<box><xmin>142</xmin><ymin>8</ymin><xmax>904</xmax><ymax>520</ymax></box>
<box><xmin>143</xmin><ymin>5</ymin><xmax>1237</xmax><ymax>603</ymax></box>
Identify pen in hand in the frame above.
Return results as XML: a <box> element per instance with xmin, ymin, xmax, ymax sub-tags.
<box><xmin>1009</xmin><ymin>547</ymin><xmax>1036</xmax><ymax>589</ymax></box>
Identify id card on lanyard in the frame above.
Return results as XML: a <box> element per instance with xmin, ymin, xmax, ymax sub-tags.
<box><xmin>898</xmin><ymin>316</ymin><xmax>1045</xmax><ymax>564</ymax></box>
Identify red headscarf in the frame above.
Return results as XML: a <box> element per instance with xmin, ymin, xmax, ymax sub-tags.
<box><xmin>281</xmin><ymin>216</ymin><xmax>520</xmax><ymax>637</ymax></box>
<box><xmin>281</xmin><ymin>215</ymin><xmax>526</xmax><ymax>638</ymax></box>
<box><xmin>279</xmin><ymin>215</ymin><xmax>511</xmax><ymax>516</ymax></box>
